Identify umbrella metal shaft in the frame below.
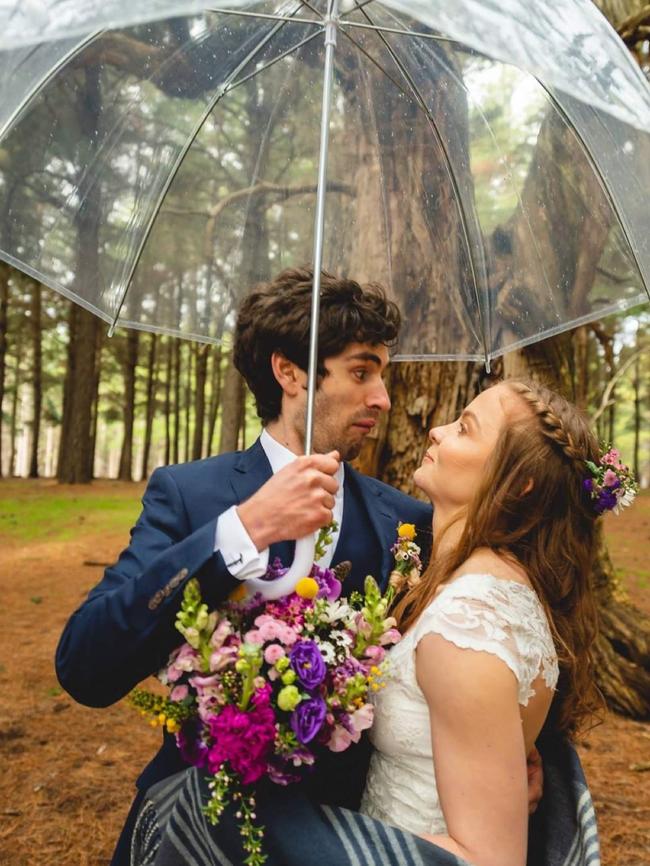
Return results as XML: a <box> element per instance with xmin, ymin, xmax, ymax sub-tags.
<box><xmin>305</xmin><ymin>0</ymin><xmax>338</xmax><ymax>456</ymax></box>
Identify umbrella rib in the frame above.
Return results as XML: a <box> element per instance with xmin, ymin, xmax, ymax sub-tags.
<box><xmin>343</xmin><ymin>20</ymin><xmax>460</xmax><ymax>44</ymax></box>
<box><xmin>0</xmin><ymin>29</ymin><xmax>106</xmax><ymax>143</ymax></box>
<box><xmin>219</xmin><ymin>28</ymin><xmax>322</xmax><ymax>95</ymax></box>
<box><xmin>205</xmin><ymin>8</ymin><xmax>321</xmax><ymax>25</ymax></box>
<box><xmin>340</xmin><ymin>0</ymin><xmax>376</xmax><ymax>16</ymax></box>
<box><xmin>109</xmin><ymin>10</ymin><xmax>306</xmax><ymax>336</ymax></box>
<box><xmin>345</xmin><ymin>12</ymin><xmax>492</xmax><ymax>364</ymax></box>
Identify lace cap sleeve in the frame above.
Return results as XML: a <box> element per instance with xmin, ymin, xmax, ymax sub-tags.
<box><xmin>413</xmin><ymin>574</ymin><xmax>559</xmax><ymax>706</ymax></box>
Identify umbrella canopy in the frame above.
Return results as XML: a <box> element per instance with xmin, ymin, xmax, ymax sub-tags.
<box><xmin>0</xmin><ymin>0</ymin><xmax>649</xmax><ymax>365</ymax></box>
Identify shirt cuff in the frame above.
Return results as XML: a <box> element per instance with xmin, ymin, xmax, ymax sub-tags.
<box><xmin>215</xmin><ymin>505</ymin><xmax>269</xmax><ymax>580</ymax></box>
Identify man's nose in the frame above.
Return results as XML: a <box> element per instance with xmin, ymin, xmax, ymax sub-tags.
<box><xmin>368</xmin><ymin>378</ymin><xmax>391</xmax><ymax>413</ymax></box>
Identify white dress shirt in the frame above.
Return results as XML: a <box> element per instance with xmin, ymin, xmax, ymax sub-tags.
<box><xmin>215</xmin><ymin>428</ymin><xmax>345</xmax><ymax>579</ymax></box>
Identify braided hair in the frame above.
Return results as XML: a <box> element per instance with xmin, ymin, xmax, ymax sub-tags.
<box><xmin>394</xmin><ymin>378</ymin><xmax>602</xmax><ymax>737</ymax></box>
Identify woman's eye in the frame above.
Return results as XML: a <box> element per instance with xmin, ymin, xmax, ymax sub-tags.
<box><xmin>458</xmin><ymin>421</ymin><xmax>466</xmax><ymax>434</ymax></box>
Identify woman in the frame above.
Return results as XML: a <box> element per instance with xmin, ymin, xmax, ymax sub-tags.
<box><xmin>361</xmin><ymin>378</ymin><xmax>608</xmax><ymax>866</ymax></box>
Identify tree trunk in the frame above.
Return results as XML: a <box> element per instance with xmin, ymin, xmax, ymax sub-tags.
<box><xmin>184</xmin><ymin>341</ymin><xmax>192</xmax><ymax>462</ymax></box>
<box><xmin>57</xmin><ymin>67</ymin><xmax>103</xmax><ymax>484</ymax></box>
<box><xmin>218</xmin><ymin>350</ymin><xmax>243</xmax><ymax>454</ymax></box>
<box><xmin>141</xmin><ymin>332</ymin><xmax>159</xmax><ymax>479</ymax></box>
<box><xmin>89</xmin><ymin>326</ymin><xmax>103</xmax><ymax>479</ymax></box>
<box><xmin>164</xmin><ymin>337</ymin><xmax>172</xmax><ymax>466</ymax></box>
<box><xmin>632</xmin><ymin>348</ymin><xmax>641</xmax><ymax>480</ymax></box>
<box><xmin>28</xmin><ymin>279</ymin><xmax>42</xmax><ymax>478</ymax></box>
<box><xmin>0</xmin><ymin>262</ymin><xmax>9</xmax><ymax>476</ymax></box>
<box><xmin>206</xmin><ymin>344</ymin><xmax>223</xmax><ymax>457</ymax></box>
<box><xmin>9</xmin><ymin>332</ymin><xmax>22</xmax><ymax>476</ymax></box>
<box><xmin>117</xmin><ymin>329</ymin><xmax>139</xmax><ymax>481</ymax></box>
<box><xmin>173</xmin><ymin>337</ymin><xmax>181</xmax><ymax>464</ymax></box>
<box><xmin>192</xmin><ymin>343</ymin><xmax>210</xmax><ymax>460</ymax></box>
<box><xmin>57</xmin><ymin>302</ymin><xmax>99</xmax><ymax>483</ymax></box>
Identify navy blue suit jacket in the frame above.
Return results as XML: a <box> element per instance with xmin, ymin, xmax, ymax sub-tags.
<box><xmin>55</xmin><ymin>440</ymin><xmax>431</xmax><ymax>847</ymax></box>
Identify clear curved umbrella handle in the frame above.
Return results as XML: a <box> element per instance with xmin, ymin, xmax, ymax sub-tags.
<box><xmin>244</xmin><ymin>533</ymin><xmax>316</xmax><ymax>600</ymax></box>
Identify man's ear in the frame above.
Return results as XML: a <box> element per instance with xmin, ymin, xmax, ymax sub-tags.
<box><xmin>270</xmin><ymin>352</ymin><xmax>304</xmax><ymax>397</ymax></box>
<box><xmin>522</xmin><ymin>478</ymin><xmax>534</xmax><ymax>496</ymax></box>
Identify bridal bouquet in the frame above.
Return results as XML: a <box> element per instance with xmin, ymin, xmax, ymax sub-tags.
<box><xmin>129</xmin><ymin>524</ymin><xmax>420</xmax><ymax>865</ymax></box>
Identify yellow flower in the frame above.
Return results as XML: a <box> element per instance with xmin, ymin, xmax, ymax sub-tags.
<box><xmin>228</xmin><ymin>583</ymin><xmax>248</xmax><ymax>603</ymax></box>
<box><xmin>157</xmin><ymin>713</ymin><xmax>167</xmax><ymax>725</ymax></box>
<box><xmin>295</xmin><ymin>577</ymin><xmax>319</xmax><ymax>599</ymax></box>
<box><xmin>166</xmin><ymin>719</ymin><xmax>179</xmax><ymax>734</ymax></box>
<box><xmin>398</xmin><ymin>523</ymin><xmax>416</xmax><ymax>541</ymax></box>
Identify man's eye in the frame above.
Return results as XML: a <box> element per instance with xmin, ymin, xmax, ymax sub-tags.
<box><xmin>353</xmin><ymin>369</ymin><xmax>367</xmax><ymax>381</ymax></box>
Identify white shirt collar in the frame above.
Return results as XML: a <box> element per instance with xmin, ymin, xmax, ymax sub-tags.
<box><xmin>260</xmin><ymin>428</ymin><xmax>345</xmax><ymax>487</ymax></box>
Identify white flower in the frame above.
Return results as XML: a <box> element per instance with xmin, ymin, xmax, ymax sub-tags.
<box><xmin>613</xmin><ymin>487</ymin><xmax>636</xmax><ymax>514</ymax></box>
<box><xmin>315</xmin><ymin>640</ymin><xmax>336</xmax><ymax>664</ymax></box>
<box><xmin>318</xmin><ymin>600</ymin><xmax>354</xmax><ymax>625</ymax></box>
<box><xmin>330</xmin><ymin>630</ymin><xmax>353</xmax><ymax>648</ymax></box>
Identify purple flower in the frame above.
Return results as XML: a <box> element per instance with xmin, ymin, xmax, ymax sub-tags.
<box><xmin>582</xmin><ymin>478</ymin><xmax>594</xmax><ymax>494</ymax></box>
<box><xmin>290</xmin><ymin>696</ymin><xmax>327</xmax><ymax>744</ymax></box>
<box><xmin>311</xmin><ymin>565</ymin><xmax>342</xmax><ymax>601</ymax></box>
<box><xmin>595</xmin><ymin>489</ymin><xmax>618</xmax><ymax>514</ymax></box>
<box><xmin>290</xmin><ymin>640</ymin><xmax>326</xmax><ymax>690</ymax></box>
<box><xmin>177</xmin><ymin>719</ymin><xmax>209</xmax><ymax>769</ymax></box>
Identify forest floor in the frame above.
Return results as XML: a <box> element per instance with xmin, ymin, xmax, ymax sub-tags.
<box><xmin>0</xmin><ymin>479</ymin><xmax>648</xmax><ymax>866</ymax></box>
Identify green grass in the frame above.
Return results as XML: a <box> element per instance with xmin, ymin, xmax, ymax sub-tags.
<box><xmin>0</xmin><ymin>488</ymin><xmax>142</xmax><ymax>543</ymax></box>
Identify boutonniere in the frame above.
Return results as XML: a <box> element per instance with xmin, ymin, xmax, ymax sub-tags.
<box><xmin>389</xmin><ymin>522</ymin><xmax>423</xmax><ymax>594</ymax></box>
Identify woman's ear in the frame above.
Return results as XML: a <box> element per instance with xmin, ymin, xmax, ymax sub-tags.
<box><xmin>270</xmin><ymin>351</ymin><xmax>303</xmax><ymax>398</ymax></box>
<box><xmin>522</xmin><ymin>478</ymin><xmax>534</xmax><ymax>496</ymax></box>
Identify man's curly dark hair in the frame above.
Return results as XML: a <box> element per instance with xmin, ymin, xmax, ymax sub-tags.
<box><xmin>234</xmin><ymin>267</ymin><xmax>401</xmax><ymax>424</ymax></box>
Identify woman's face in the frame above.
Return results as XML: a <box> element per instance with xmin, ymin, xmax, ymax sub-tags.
<box><xmin>414</xmin><ymin>384</ymin><xmax>526</xmax><ymax>511</ymax></box>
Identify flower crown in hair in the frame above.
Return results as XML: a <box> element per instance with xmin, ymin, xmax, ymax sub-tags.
<box><xmin>583</xmin><ymin>448</ymin><xmax>638</xmax><ymax>515</ymax></box>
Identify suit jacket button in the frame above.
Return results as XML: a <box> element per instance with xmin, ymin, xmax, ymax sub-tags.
<box><xmin>148</xmin><ymin>590</ymin><xmax>164</xmax><ymax>610</ymax></box>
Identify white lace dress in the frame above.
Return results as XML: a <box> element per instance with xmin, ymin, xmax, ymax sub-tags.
<box><xmin>360</xmin><ymin>573</ymin><xmax>559</xmax><ymax>836</ymax></box>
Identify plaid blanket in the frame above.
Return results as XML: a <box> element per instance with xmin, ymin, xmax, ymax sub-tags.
<box><xmin>131</xmin><ymin>734</ymin><xmax>600</xmax><ymax>866</ymax></box>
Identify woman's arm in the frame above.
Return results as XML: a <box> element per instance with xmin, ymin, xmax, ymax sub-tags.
<box><xmin>416</xmin><ymin>633</ymin><xmax>528</xmax><ymax>866</ymax></box>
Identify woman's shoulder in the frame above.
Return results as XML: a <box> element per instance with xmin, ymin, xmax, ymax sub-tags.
<box><xmin>450</xmin><ymin>548</ymin><xmax>531</xmax><ymax>589</ymax></box>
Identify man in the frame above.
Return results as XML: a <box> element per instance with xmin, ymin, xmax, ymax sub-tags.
<box><xmin>56</xmin><ymin>268</ymin><xmax>432</xmax><ymax>865</ymax></box>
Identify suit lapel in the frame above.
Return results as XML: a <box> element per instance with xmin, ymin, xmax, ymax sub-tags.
<box><xmin>337</xmin><ymin>465</ymin><xmax>398</xmax><ymax>588</ymax></box>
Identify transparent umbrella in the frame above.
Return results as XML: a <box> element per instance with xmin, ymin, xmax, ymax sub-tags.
<box><xmin>1</xmin><ymin>0</ymin><xmax>649</xmax><ymax>594</ymax></box>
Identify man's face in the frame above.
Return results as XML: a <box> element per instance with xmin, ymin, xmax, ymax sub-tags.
<box><xmin>292</xmin><ymin>342</ymin><xmax>391</xmax><ymax>460</ymax></box>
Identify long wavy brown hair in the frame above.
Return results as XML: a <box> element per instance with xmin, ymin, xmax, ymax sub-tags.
<box><xmin>393</xmin><ymin>378</ymin><xmax>603</xmax><ymax>737</ymax></box>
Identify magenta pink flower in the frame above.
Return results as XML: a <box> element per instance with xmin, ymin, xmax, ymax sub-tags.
<box><xmin>207</xmin><ymin>691</ymin><xmax>276</xmax><ymax>784</ymax></box>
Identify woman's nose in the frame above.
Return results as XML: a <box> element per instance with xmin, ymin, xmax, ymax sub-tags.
<box><xmin>429</xmin><ymin>426</ymin><xmax>442</xmax><ymax>444</ymax></box>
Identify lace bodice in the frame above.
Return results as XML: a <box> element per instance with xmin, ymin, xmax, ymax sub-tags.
<box><xmin>360</xmin><ymin>573</ymin><xmax>559</xmax><ymax>837</ymax></box>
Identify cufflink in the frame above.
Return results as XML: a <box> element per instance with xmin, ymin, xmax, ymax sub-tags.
<box><xmin>225</xmin><ymin>553</ymin><xmax>244</xmax><ymax>569</ymax></box>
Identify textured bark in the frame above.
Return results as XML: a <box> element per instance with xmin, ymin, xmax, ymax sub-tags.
<box><xmin>206</xmin><ymin>345</ymin><xmax>223</xmax><ymax>457</ymax></box>
<box><xmin>57</xmin><ymin>67</ymin><xmax>102</xmax><ymax>484</ymax></box>
<box><xmin>192</xmin><ymin>343</ymin><xmax>210</xmax><ymax>460</ymax></box>
<box><xmin>28</xmin><ymin>280</ymin><xmax>42</xmax><ymax>478</ymax></box>
<box><xmin>117</xmin><ymin>329</ymin><xmax>139</xmax><ymax>481</ymax></box>
<box><xmin>0</xmin><ymin>262</ymin><xmax>9</xmax><ymax>476</ymax></box>
<box><xmin>57</xmin><ymin>303</ymin><xmax>99</xmax><ymax>483</ymax></box>
<box><xmin>141</xmin><ymin>332</ymin><xmax>159</xmax><ymax>480</ymax></box>
<box><xmin>218</xmin><ymin>350</ymin><xmax>244</xmax><ymax>455</ymax></box>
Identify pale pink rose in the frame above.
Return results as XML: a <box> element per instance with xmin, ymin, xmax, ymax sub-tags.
<box><xmin>380</xmin><ymin>628</ymin><xmax>401</xmax><ymax>646</ymax></box>
<box><xmin>258</xmin><ymin>621</ymin><xmax>283</xmax><ymax>642</ymax></box>
<box><xmin>364</xmin><ymin>645</ymin><xmax>385</xmax><ymax>664</ymax></box>
<box><xmin>264</xmin><ymin>644</ymin><xmax>286</xmax><ymax>665</ymax></box>
<box><xmin>244</xmin><ymin>629</ymin><xmax>264</xmax><ymax>644</ymax></box>
<box><xmin>254</xmin><ymin>614</ymin><xmax>274</xmax><ymax>627</ymax></box>
<box><xmin>327</xmin><ymin>725</ymin><xmax>354</xmax><ymax>752</ymax></box>
<box><xmin>278</xmin><ymin>626</ymin><xmax>299</xmax><ymax>646</ymax></box>
<box><xmin>209</xmin><ymin>619</ymin><xmax>232</xmax><ymax>649</ymax></box>
<box><xmin>603</xmin><ymin>469</ymin><xmax>619</xmax><ymax>486</ymax></box>
<box><xmin>349</xmin><ymin>703</ymin><xmax>374</xmax><ymax>734</ymax></box>
<box><xmin>170</xmin><ymin>685</ymin><xmax>189</xmax><ymax>701</ymax></box>
<box><xmin>210</xmin><ymin>646</ymin><xmax>238</xmax><ymax>672</ymax></box>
